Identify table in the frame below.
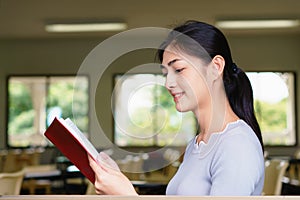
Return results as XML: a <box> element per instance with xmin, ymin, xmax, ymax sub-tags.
<box><xmin>22</xmin><ymin>164</ymin><xmax>86</xmax><ymax>194</ymax></box>
<box><xmin>24</xmin><ymin>165</ymin><xmax>61</xmax><ymax>180</ymax></box>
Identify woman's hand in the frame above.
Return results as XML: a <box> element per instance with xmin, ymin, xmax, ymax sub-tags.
<box><xmin>88</xmin><ymin>152</ymin><xmax>138</xmax><ymax>195</ymax></box>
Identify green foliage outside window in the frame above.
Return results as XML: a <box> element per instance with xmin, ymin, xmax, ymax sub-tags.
<box><xmin>7</xmin><ymin>76</ymin><xmax>89</xmax><ymax>147</ymax></box>
<box><xmin>247</xmin><ymin>72</ymin><xmax>295</xmax><ymax>146</ymax></box>
<box><xmin>8</xmin><ymin>83</ymin><xmax>35</xmax><ymax>135</ymax></box>
<box><xmin>47</xmin><ymin>80</ymin><xmax>89</xmax><ymax>132</ymax></box>
<box><xmin>255</xmin><ymin>98</ymin><xmax>287</xmax><ymax>133</ymax></box>
<box><xmin>114</xmin><ymin>74</ymin><xmax>197</xmax><ymax>147</ymax></box>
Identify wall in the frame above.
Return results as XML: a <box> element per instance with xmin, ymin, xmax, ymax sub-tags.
<box><xmin>1</xmin><ymin>33</ymin><xmax>300</xmax><ymax>156</ymax></box>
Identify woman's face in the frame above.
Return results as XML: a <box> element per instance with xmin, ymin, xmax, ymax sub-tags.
<box><xmin>161</xmin><ymin>46</ymin><xmax>211</xmax><ymax>113</ymax></box>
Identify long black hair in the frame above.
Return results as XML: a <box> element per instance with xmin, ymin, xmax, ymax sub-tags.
<box><xmin>157</xmin><ymin>20</ymin><xmax>264</xmax><ymax>151</ymax></box>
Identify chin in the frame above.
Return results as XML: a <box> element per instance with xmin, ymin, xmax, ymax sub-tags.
<box><xmin>175</xmin><ymin>104</ymin><xmax>189</xmax><ymax>113</ymax></box>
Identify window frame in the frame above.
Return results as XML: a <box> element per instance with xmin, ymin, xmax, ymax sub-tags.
<box><xmin>5</xmin><ymin>74</ymin><xmax>90</xmax><ymax>148</ymax></box>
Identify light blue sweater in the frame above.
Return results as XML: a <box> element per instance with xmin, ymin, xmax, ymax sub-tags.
<box><xmin>166</xmin><ymin>120</ymin><xmax>265</xmax><ymax>196</ymax></box>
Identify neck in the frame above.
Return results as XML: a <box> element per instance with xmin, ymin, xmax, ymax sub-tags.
<box><xmin>194</xmin><ymin>81</ymin><xmax>239</xmax><ymax>144</ymax></box>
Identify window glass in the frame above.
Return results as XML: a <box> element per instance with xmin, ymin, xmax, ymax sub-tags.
<box><xmin>246</xmin><ymin>72</ymin><xmax>296</xmax><ymax>146</ymax></box>
<box><xmin>113</xmin><ymin>74</ymin><xmax>197</xmax><ymax>147</ymax></box>
<box><xmin>7</xmin><ymin>75</ymin><xmax>89</xmax><ymax>147</ymax></box>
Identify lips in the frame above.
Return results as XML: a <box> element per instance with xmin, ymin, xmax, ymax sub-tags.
<box><xmin>171</xmin><ymin>92</ymin><xmax>184</xmax><ymax>102</ymax></box>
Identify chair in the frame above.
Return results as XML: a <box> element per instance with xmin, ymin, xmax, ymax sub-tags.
<box><xmin>263</xmin><ymin>159</ymin><xmax>289</xmax><ymax>195</ymax></box>
<box><xmin>2</xmin><ymin>149</ymin><xmax>23</xmax><ymax>173</ymax></box>
<box><xmin>22</xmin><ymin>165</ymin><xmax>55</xmax><ymax>194</ymax></box>
<box><xmin>0</xmin><ymin>150</ymin><xmax>8</xmax><ymax>172</ymax></box>
<box><xmin>0</xmin><ymin>170</ymin><xmax>24</xmax><ymax>195</ymax></box>
<box><xmin>31</xmin><ymin>147</ymin><xmax>45</xmax><ymax>166</ymax></box>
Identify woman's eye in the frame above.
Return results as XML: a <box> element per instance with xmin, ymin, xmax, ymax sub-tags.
<box><xmin>175</xmin><ymin>68</ymin><xmax>184</xmax><ymax>73</ymax></box>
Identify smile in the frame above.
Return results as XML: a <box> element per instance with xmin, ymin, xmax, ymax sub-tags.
<box><xmin>173</xmin><ymin>92</ymin><xmax>184</xmax><ymax>102</ymax></box>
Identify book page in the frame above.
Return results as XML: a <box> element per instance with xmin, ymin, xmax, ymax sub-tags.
<box><xmin>58</xmin><ymin>118</ymin><xmax>99</xmax><ymax>159</ymax></box>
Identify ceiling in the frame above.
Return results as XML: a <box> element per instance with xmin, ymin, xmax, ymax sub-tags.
<box><xmin>1</xmin><ymin>0</ymin><xmax>300</xmax><ymax>39</ymax></box>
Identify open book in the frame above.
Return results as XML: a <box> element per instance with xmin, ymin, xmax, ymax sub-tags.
<box><xmin>44</xmin><ymin>117</ymin><xmax>98</xmax><ymax>183</ymax></box>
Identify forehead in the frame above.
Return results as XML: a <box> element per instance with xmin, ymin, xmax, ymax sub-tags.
<box><xmin>161</xmin><ymin>45</ymin><xmax>205</xmax><ymax>67</ymax></box>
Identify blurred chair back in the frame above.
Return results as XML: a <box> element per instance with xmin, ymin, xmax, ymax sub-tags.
<box><xmin>0</xmin><ymin>170</ymin><xmax>24</xmax><ymax>195</ymax></box>
<box><xmin>2</xmin><ymin>149</ymin><xmax>22</xmax><ymax>173</ymax></box>
<box><xmin>31</xmin><ymin>147</ymin><xmax>45</xmax><ymax>165</ymax></box>
<box><xmin>21</xmin><ymin>147</ymin><xmax>44</xmax><ymax>166</ymax></box>
<box><xmin>263</xmin><ymin>159</ymin><xmax>289</xmax><ymax>195</ymax></box>
<box><xmin>0</xmin><ymin>150</ymin><xmax>8</xmax><ymax>172</ymax></box>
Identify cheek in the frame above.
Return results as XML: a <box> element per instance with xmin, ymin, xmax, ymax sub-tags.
<box><xmin>187</xmin><ymin>75</ymin><xmax>209</xmax><ymax>103</ymax></box>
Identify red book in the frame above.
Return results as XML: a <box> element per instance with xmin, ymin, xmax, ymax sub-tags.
<box><xmin>44</xmin><ymin>117</ymin><xmax>98</xmax><ymax>183</ymax></box>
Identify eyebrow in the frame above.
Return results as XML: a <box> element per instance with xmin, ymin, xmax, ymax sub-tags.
<box><xmin>168</xmin><ymin>58</ymin><xmax>180</xmax><ymax>66</ymax></box>
<box><xmin>160</xmin><ymin>58</ymin><xmax>181</xmax><ymax>69</ymax></box>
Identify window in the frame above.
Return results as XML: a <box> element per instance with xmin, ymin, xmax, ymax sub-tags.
<box><xmin>246</xmin><ymin>72</ymin><xmax>296</xmax><ymax>146</ymax></box>
<box><xmin>113</xmin><ymin>72</ymin><xmax>296</xmax><ymax>147</ymax></box>
<box><xmin>7</xmin><ymin>75</ymin><xmax>89</xmax><ymax>147</ymax></box>
<box><xmin>113</xmin><ymin>74</ymin><xmax>197</xmax><ymax>147</ymax></box>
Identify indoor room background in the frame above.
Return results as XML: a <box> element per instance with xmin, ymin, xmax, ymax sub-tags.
<box><xmin>1</xmin><ymin>0</ymin><xmax>300</xmax><ymax>162</ymax></box>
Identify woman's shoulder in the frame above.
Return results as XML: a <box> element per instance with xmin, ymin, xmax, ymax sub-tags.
<box><xmin>218</xmin><ymin>120</ymin><xmax>256</xmax><ymax>141</ymax></box>
<box><xmin>216</xmin><ymin>120</ymin><xmax>263</xmax><ymax>157</ymax></box>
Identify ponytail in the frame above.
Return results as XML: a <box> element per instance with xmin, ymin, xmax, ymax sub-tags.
<box><xmin>223</xmin><ymin>63</ymin><xmax>264</xmax><ymax>151</ymax></box>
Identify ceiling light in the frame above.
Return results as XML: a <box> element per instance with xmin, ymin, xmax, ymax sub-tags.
<box><xmin>216</xmin><ymin>19</ymin><xmax>300</xmax><ymax>29</ymax></box>
<box><xmin>45</xmin><ymin>22</ymin><xmax>127</xmax><ymax>32</ymax></box>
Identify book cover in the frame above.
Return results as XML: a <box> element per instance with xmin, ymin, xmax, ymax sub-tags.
<box><xmin>44</xmin><ymin>117</ymin><xmax>97</xmax><ymax>183</ymax></box>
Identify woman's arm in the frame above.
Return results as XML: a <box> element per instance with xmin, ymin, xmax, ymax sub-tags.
<box><xmin>88</xmin><ymin>152</ymin><xmax>139</xmax><ymax>195</ymax></box>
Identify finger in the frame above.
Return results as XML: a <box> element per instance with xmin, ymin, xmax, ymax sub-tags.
<box><xmin>89</xmin><ymin>154</ymin><xmax>109</xmax><ymax>176</ymax></box>
<box><xmin>95</xmin><ymin>188</ymin><xmax>104</xmax><ymax>195</ymax></box>
<box><xmin>88</xmin><ymin>154</ymin><xmax>99</xmax><ymax>171</ymax></box>
<box><xmin>97</xmin><ymin>152</ymin><xmax>120</xmax><ymax>171</ymax></box>
<box><xmin>89</xmin><ymin>153</ymin><xmax>118</xmax><ymax>177</ymax></box>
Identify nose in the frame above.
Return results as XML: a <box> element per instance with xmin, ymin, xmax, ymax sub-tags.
<box><xmin>165</xmin><ymin>73</ymin><xmax>176</xmax><ymax>90</ymax></box>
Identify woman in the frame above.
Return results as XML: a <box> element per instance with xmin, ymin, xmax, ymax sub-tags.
<box><xmin>89</xmin><ymin>20</ymin><xmax>265</xmax><ymax>196</ymax></box>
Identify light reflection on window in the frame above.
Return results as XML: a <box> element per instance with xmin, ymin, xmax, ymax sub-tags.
<box><xmin>246</xmin><ymin>72</ymin><xmax>296</xmax><ymax>146</ymax></box>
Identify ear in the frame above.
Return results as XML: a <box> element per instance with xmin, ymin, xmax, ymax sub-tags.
<box><xmin>211</xmin><ymin>55</ymin><xmax>225</xmax><ymax>76</ymax></box>
<box><xmin>207</xmin><ymin>55</ymin><xmax>225</xmax><ymax>82</ymax></box>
